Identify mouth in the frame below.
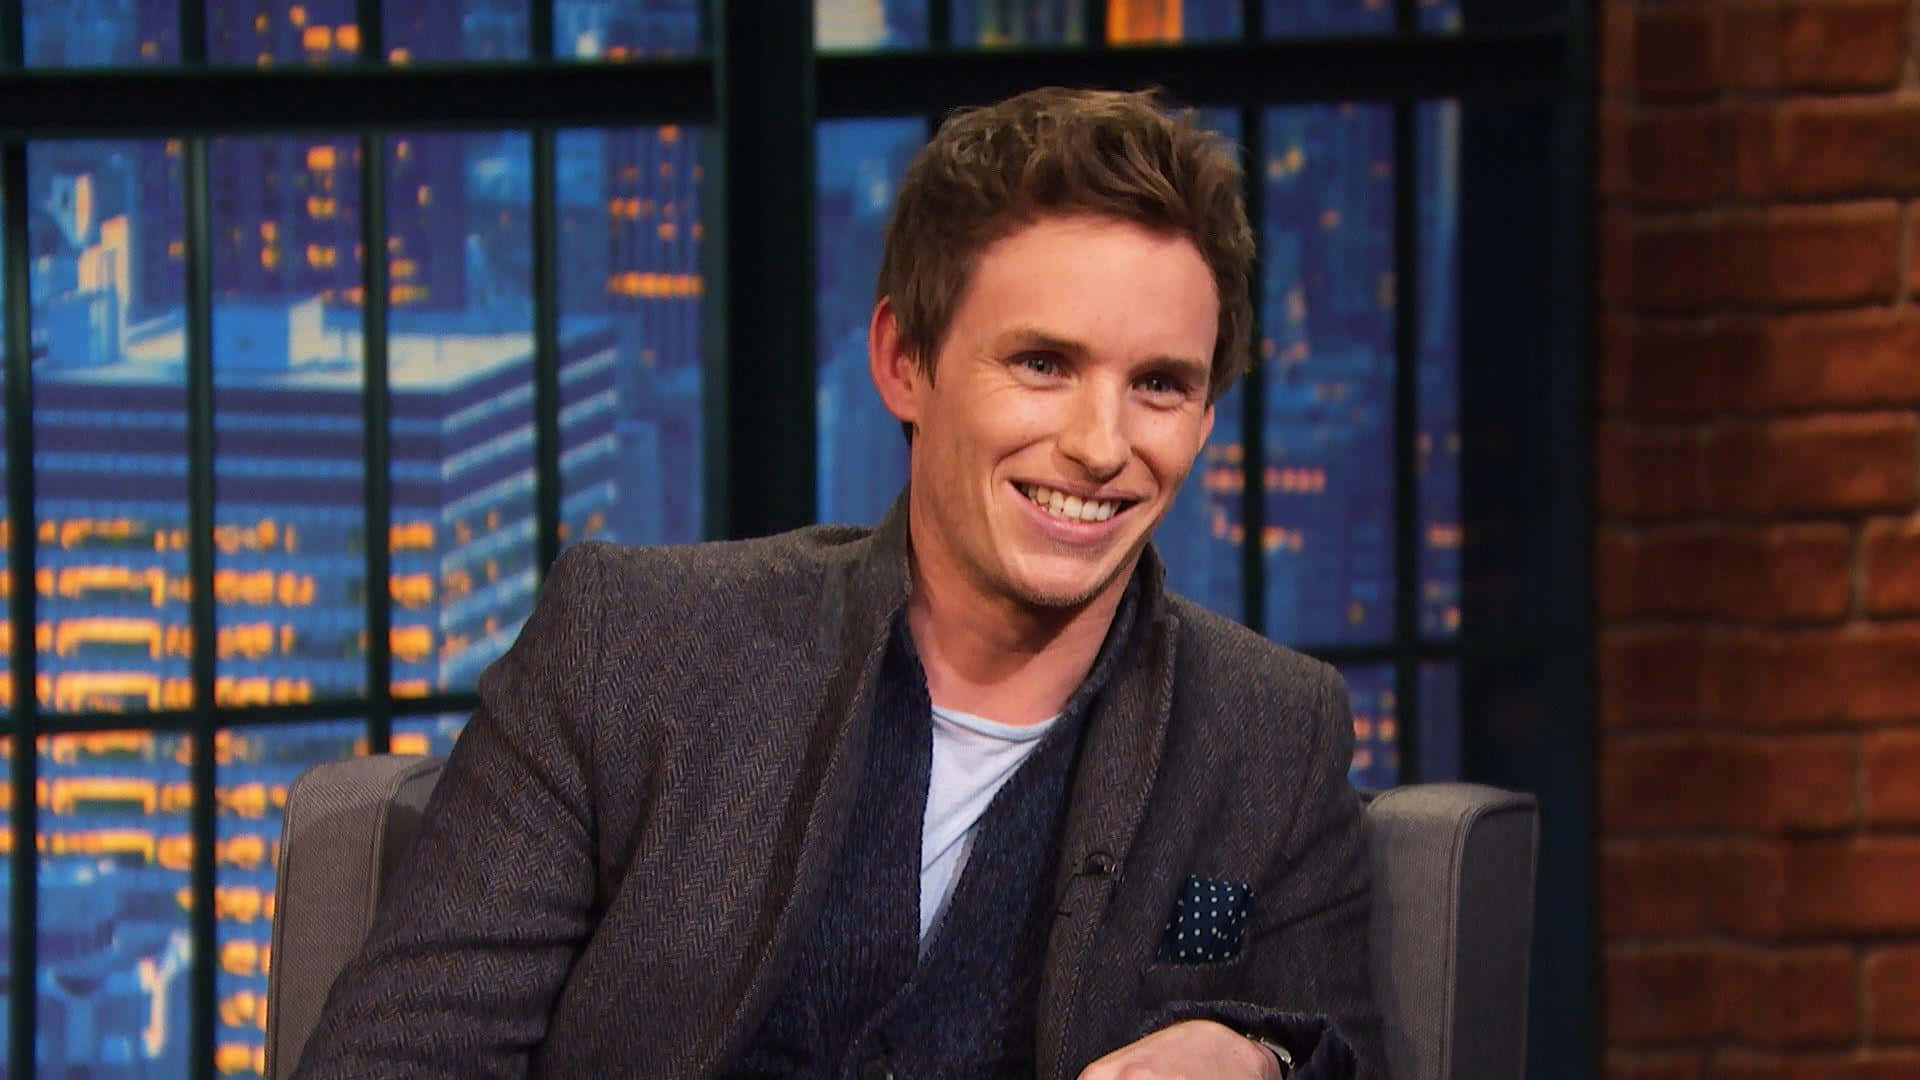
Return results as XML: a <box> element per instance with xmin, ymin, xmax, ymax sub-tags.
<box><xmin>1016</xmin><ymin>482</ymin><xmax>1138</xmax><ymax>525</ymax></box>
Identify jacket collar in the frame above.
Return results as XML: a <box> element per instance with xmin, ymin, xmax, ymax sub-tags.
<box><xmin>714</xmin><ymin>491</ymin><xmax>1181</xmax><ymax>1077</ymax></box>
<box><xmin>855</xmin><ymin>491</ymin><xmax>1184</xmax><ymax>1080</ymax></box>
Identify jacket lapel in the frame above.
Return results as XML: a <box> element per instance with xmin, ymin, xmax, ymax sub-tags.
<box><xmin>696</xmin><ymin>502</ymin><xmax>913</xmax><ymax>1072</ymax></box>
<box><xmin>1036</xmin><ymin>551</ymin><xmax>1180</xmax><ymax>1080</ymax></box>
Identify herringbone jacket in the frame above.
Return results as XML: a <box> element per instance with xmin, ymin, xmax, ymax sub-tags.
<box><xmin>292</xmin><ymin>501</ymin><xmax>1385</xmax><ymax>1079</ymax></box>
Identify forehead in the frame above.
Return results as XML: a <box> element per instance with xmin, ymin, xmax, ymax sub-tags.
<box><xmin>950</xmin><ymin>213</ymin><xmax>1220</xmax><ymax>355</ymax></box>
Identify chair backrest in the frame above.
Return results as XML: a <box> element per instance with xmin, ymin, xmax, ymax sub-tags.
<box><xmin>266</xmin><ymin>754</ymin><xmax>446</xmax><ymax>1080</ymax></box>
<box><xmin>266</xmin><ymin>757</ymin><xmax>1538</xmax><ymax>1079</ymax></box>
<box><xmin>1367</xmin><ymin>784</ymin><xmax>1539</xmax><ymax>1080</ymax></box>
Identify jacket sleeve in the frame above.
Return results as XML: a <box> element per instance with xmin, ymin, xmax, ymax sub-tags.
<box><xmin>1136</xmin><ymin>662</ymin><xmax>1387</xmax><ymax>1079</ymax></box>
<box><xmin>291</xmin><ymin>544</ymin><xmax>612</xmax><ymax>1079</ymax></box>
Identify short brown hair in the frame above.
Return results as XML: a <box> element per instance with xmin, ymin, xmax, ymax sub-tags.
<box><xmin>877</xmin><ymin>86</ymin><xmax>1255</xmax><ymax>403</ymax></box>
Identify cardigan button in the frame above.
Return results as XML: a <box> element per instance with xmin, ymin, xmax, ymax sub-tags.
<box><xmin>1082</xmin><ymin>850</ymin><xmax>1116</xmax><ymax>877</ymax></box>
<box><xmin>858</xmin><ymin>1055</ymin><xmax>895</xmax><ymax>1080</ymax></box>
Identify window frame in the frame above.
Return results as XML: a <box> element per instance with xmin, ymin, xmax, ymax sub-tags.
<box><xmin>0</xmin><ymin>1</ymin><xmax>1595</xmax><ymax>1076</ymax></box>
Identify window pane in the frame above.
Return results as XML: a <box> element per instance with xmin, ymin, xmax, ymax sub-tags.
<box><xmin>1107</xmin><ymin>0</ymin><xmax>1241</xmax><ymax>43</ymax></box>
<box><xmin>1419</xmin><ymin>659</ymin><xmax>1460</xmax><ymax>781</ymax></box>
<box><xmin>1337</xmin><ymin>663</ymin><xmax>1397</xmax><ymax>788</ymax></box>
<box><xmin>388</xmin><ymin>133</ymin><xmax>538</xmax><ymax>696</ymax></box>
<box><xmin>1263</xmin><ymin>0</ymin><xmax>1390</xmax><ymax>37</ymax></box>
<box><xmin>208</xmin><ymin>0</ymin><xmax>362</xmax><ymax>66</ymax></box>
<box><xmin>815</xmin><ymin>118</ymin><xmax>921</xmax><ymax>527</ymax></box>
<box><xmin>1418</xmin><ymin>102</ymin><xmax>1462</xmax><ymax>639</ymax></box>
<box><xmin>1156</xmin><ymin>108</ymin><xmax>1246</xmax><ymax>620</ymax></box>
<box><xmin>25</xmin><ymin>0</ymin><xmax>181</xmax><ymax>66</ymax></box>
<box><xmin>952</xmin><ymin>0</ymin><xmax>1085</xmax><ymax>45</ymax></box>
<box><xmin>217</xmin><ymin>720</ymin><xmax>364</xmax><ymax>1078</ymax></box>
<box><xmin>211</xmin><ymin>135</ymin><xmax>367</xmax><ymax>705</ymax></box>
<box><xmin>386</xmin><ymin>0</ymin><xmax>531</xmax><ymax>63</ymax></box>
<box><xmin>556</xmin><ymin>127</ymin><xmax>706</xmax><ymax>549</ymax></box>
<box><xmin>37</xmin><ymin>731</ymin><xmax>193</xmax><ymax>1072</ymax></box>
<box><xmin>393</xmin><ymin>710</ymin><xmax>469</xmax><ymax>757</ymax></box>
<box><xmin>554</xmin><ymin>0</ymin><xmax>702</xmax><ymax>59</ymax></box>
<box><xmin>1421</xmin><ymin>0</ymin><xmax>1463</xmax><ymax>32</ymax></box>
<box><xmin>1260</xmin><ymin>105</ymin><xmax>1395</xmax><ymax>647</ymax></box>
<box><xmin>816</xmin><ymin>0</ymin><xmax>928</xmax><ymax>50</ymax></box>
<box><xmin>1158</xmin><ymin>383</ymin><xmax>1245</xmax><ymax>620</ymax></box>
<box><xmin>32</xmin><ymin>140</ymin><xmax>193</xmax><ymax>715</ymax></box>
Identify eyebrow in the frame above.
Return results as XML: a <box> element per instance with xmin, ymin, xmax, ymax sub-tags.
<box><xmin>990</xmin><ymin>326</ymin><xmax>1211</xmax><ymax>387</ymax></box>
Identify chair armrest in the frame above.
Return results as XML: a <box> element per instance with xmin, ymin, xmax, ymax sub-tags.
<box><xmin>1366</xmin><ymin>783</ymin><xmax>1539</xmax><ymax>1080</ymax></box>
<box><xmin>265</xmin><ymin>754</ymin><xmax>447</xmax><ymax>1080</ymax></box>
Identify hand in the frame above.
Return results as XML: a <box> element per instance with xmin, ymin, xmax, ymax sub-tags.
<box><xmin>1076</xmin><ymin>1019</ymin><xmax>1284</xmax><ymax>1080</ymax></box>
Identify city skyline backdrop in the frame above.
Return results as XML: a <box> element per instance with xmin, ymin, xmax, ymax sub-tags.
<box><xmin>5</xmin><ymin>0</ymin><xmax>1462</xmax><ymax>1074</ymax></box>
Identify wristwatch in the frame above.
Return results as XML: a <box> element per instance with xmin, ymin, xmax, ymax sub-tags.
<box><xmin>1245</xmin><ymin>1032</ymin><xmax>1294</xmax><ymax>1077</ymax></box>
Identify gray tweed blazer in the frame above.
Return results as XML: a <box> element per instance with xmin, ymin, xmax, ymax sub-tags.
<box><xmin>293</xmin><ymin>500</ymin><xmax>1385</xmax><ymax>1079</ymax></box>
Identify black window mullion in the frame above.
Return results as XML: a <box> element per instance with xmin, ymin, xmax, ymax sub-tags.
<box><xmin>929</xmin><ymin>0</ymin><xmax>952</xmax><ymax>48</ymax></box>
<box><xmin>530</xmin><ymin>0</ymin><xmax>560</xmax><ymax>577</ymax></box>
<box><xmin>1391</xmin><ymin>99</ymin><xmax>1422</xmax><ymax>781</ymax></box>
<box><xmin>181</xmin><ymin>134</ymin><xmax>219</xmax><ymax>1080</ymax></box>
<box><xmin>356</xmin><ymin>0</ymin><xmax>381</xmax><ymax>62</ymax></box>
<box><xmin>531</xmin><ymin>0</ymin><xmax>554</xmax><ymax>59</ymax></box>
<box><xmin>1238</xmin><ymin>105</ymin><xmax>1265</xmax><ymax>636</ymax></box>
<box><xmin>360</xmin><ymin>133</ymin><xmax>393</xmax><ymax>753</ymax></box>
<box><xmin>1084</xmin><ymin>0</ymin><xmax>1108</xmax><ymax>46</ymax></box>
<box><xmin>532</xmin><ymin>131</ymin><xmax>562</xmax><ymax>574</ymax></box>
<box><xmin>714</xmin><ymin>2</ymin><xmax>815</xmax><ymax>538</ymax></box>
<box><xmin>3</xmin><ymin>137</ymin><xmax>39</xmax><ymax>1080</ymax></box>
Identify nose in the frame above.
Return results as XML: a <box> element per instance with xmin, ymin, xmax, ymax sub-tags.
<box><xmin>1056</xmin><ymin>384</ymin><xmax>1128</xmax><ymax>483</ymax></box>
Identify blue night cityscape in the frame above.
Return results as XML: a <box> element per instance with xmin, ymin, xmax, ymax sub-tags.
<box><xmin>3</xmin><ymin>0</ymin><xmax>1461</xmax><ymax>1073</ymax></box>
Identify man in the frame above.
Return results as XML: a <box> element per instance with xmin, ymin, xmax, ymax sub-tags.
<box><xmin>294</xmin><ymin>87</ymin><xmax>1383</xmax><ymax>1079</ymax></box>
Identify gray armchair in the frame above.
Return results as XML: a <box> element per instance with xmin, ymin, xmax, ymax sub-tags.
<box><xmin>265</xmin><ymin>756</ymin><xmax>1537</xmax><ymax>1079</ymax></box>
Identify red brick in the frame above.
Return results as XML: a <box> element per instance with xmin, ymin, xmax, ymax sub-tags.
<box><xmin>1603</xmin><ymin>207</ymin><xmax>1637</xmax><ymax>306</ymax></box>
<box><xmin>1783</xmin><ymin>836</ymin><xmax>1920</xmax><ymax>934</ymax></box>
<box><xmin>1636</xmin><ymin>9</ymin><xmax>1720</xmax><ymax>101</ymax></box>
<box><xmin>1601</xmin><ymin>734</ymin><xmax>1854</xmax><ymax>832</ymax></box>
<box><xmin>1613</xmin><ymin>313</ymin><xmax>1920</xmax><ymax>420</ymax></box>
<box><xmin>1735</xmin><ymin>100</ymin><xmax>1920</xmax><ymax>201</ymax></box>
<box><xmin>1598</xmin><ymin>628</ymin><xmax>1712</xmax><ymax>731</ymax></box>
<box><xmin>1633</xmin><ymin>105</ymin><xmax>1737</xmax><ymax>207</ymax></box>
<box><xmin>1704</xmin><ymin>414</ymin><xmax>1917</xmax><ymax>517</ymax></box>
<box><xmin>1724</xmin><ymin>946</ymin><xmax>1857</xmax><ymax>1046</ymax></box>
<box><xmin>1601</xmin><ymin>101</ymin><xmax>1634</xmax><ymax>200</ymax></box>
<box><xmin>1597</xmin><ymin>421</ymin><xmax>1711</xmax><ymax>520</ymax></box>
<box><xmin>1634</xmin><ymin>204</ymin><xmax>1901</xmax><ymax>313</ymax></box>
<box><xmin>1604</xmin><ymin>840</ymin><xmax>1721</xmax><ymax>937</ymax></box>
<box><xmin>1712</xmin><ymin>1051</ymin><xmax>1920</xmax><ymax>1080</ymax></box>
<box><xmin>1864</xmin><ymin>517</ymin><xmax>1920</xmax><ymax>616</ymax></box>
<box><xmin>1599</xmin><ymin>315</ymin><xmax>1634</xmax><ymax>414</ymax></box>
<box><xmin>1601</xmin><ymin>1</ymin><xmax>1636</xmax><ymax>96</ymax></box>
<box><xmin>1608</xmin><ymin>946</ymin><xmax>1724</xmax><ymax>1045</ymax></box>
<box><xmin>1715</xmin><ymin>625</ymin><xmax>1920</xmax><ymax>727</ymax></box>
<box><xmin>1602</xmin><ymin>839</ymin><xmax>1789</xmax><ymax>940</ymax></box>
<box><xmin>1720</xmin><ymin>3</ymin><xmax>1909</xmax><ymax>92</ymax></box>
<box><xmin>1607</xmin><ymin>945</ymin><xmax>1856</xmax><ymax>1047</ymax></box>
<box><xmin>1863</xmin><ymin>730</ymin><xmax>1920</xmax><ymax>824</ymax></box>
<box><xmin>1867</xmin><ymin>946</ymin><xmax>1920</xmax><ymax>1040</ymax></box>
<box><xmin>1602</xmin><ymin>525</ymin><xmax>1852</xmax><ymax>623</ymax></box>
<box><xmin>1608</xmin><ymin>1053</ymin><xmax>1704</xmax><ymax>1080</ymax></box>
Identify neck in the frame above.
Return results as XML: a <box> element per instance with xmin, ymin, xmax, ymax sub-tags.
<box><xmin>904</xmin><ymin>553</ymin><xmax>1132</xmax><ymax>728</ymax></box>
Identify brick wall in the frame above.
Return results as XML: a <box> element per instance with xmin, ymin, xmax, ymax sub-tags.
<box><xmin>1597</xmin><ymin>1</ymin><xmax>1920</xmax><ymax>1076</ymax></box>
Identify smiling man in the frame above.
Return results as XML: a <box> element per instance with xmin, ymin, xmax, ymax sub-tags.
<box><xmin>294</xmin><ymin>88</ymin><xmax>1383</xmax><ymax>1080</ymax></box>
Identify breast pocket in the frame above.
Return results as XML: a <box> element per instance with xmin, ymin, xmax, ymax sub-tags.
<box><xmin>1134</xmin><ymin>947</ymin><xmax>1251</xmax><ymax>1013</ymax></box>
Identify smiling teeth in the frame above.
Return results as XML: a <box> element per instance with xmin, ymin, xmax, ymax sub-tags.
<box><xmin>1022</xmin><ymin>484</ymin><xmax>1121</xmax><ymax>523</ymax></box>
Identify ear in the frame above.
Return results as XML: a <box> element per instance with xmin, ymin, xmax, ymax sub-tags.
<box><xmin>868</xmin><ymin>296</ymin><xmax>924</xmax><ymax>426</ymax></box>
<box><xmin>1198</xmin><ymin>400</ymin><xmax>1216</xmax><ymax>450</ymax></box>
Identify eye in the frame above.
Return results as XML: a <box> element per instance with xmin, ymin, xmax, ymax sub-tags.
<box><xmin>1015</xmin><ymin>351</ymin><xmax>1061</xmax><ymax>377</ymax></box>
<box><xmin>1139</xmin><ymin>371</ymin><xmax>1192</xmax><ymax>398</ymax></box>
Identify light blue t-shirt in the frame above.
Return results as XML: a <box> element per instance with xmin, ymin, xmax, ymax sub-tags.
<box><xmin>919</xmin><ymin>704</ymin><xmax>1058</xmax><ymax>947</ymax></box>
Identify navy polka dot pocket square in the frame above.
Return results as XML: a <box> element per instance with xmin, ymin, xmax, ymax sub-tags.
<box><xmin>1156</xmin><ymin>874</ymin><xmax>1253</xmax><ymax>964</ymax></box>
